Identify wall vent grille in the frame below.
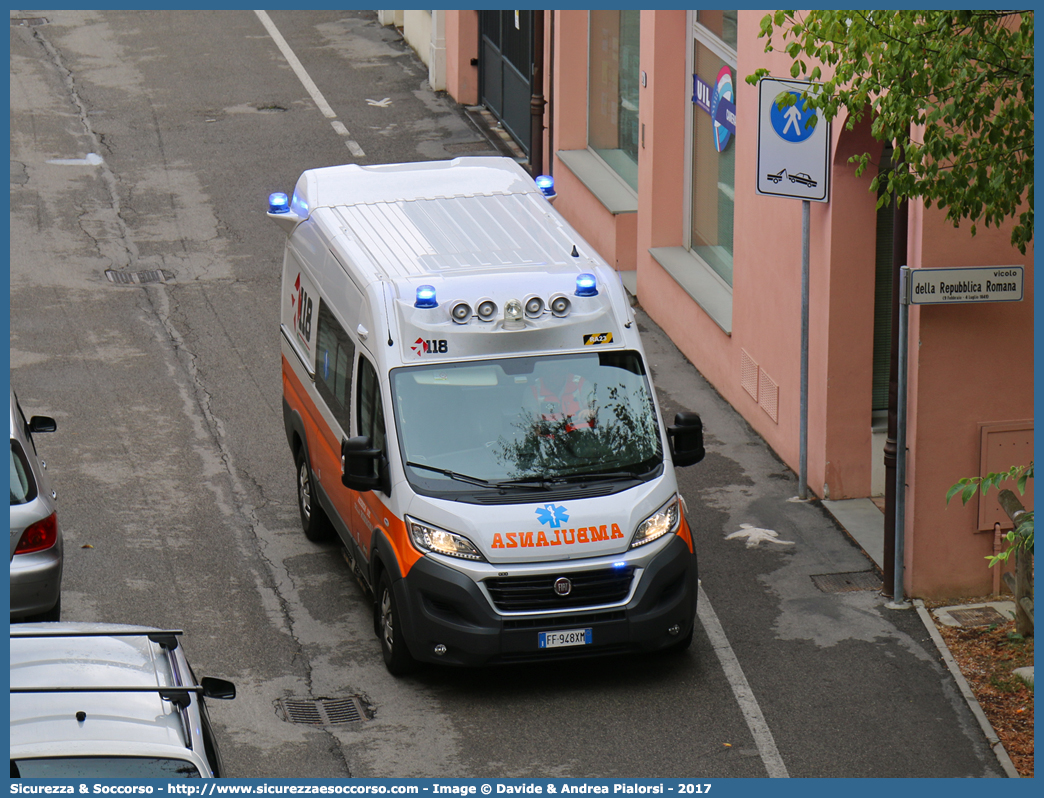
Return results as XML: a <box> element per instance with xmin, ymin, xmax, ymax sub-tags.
<box><xmin>740</xmin><ymin>349</ymin><xmax>759</xmax><ymax>401</ymax></box>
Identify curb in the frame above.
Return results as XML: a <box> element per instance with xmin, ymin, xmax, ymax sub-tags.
<box><xmin>913</xmin><ymin>599</ymin><xmax>1021</xmax><ymax>778</ymax></box>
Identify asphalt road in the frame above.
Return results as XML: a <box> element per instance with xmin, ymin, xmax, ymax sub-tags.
<box><xmin>9</xmin><ymin>9</ymin><xmax>1004</xmax><ymax>780</ymax></box>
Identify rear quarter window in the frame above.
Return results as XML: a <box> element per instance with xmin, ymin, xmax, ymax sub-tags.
<box><xmin>10</xmin><ymin>440</ymin><xmax>36</xmax><ymax>505</ymax></box>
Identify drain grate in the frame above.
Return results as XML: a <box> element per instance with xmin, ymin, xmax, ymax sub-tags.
<box><xmin>12</xmin><ymin>18</ymin><xmax>48</xmax><ymax>27</ymax></box>
<box><xmin>105</xmin><ymin>269</ymin><xmax>170</xmax><ymax>285</ymax></box>
<box><xmin>947</xmin><ymin>606</ymin><xmax>1008</xmax><ymax>627</ymax></box>
<box><xmin>811</xmin><ymin>571</ymin><xmax>882</xmax><ymax>593</ymax></box>
<box><xmin>277</xmin><ymin>696</ymin><xmax>368</xmax><ymax>725</ymax></box>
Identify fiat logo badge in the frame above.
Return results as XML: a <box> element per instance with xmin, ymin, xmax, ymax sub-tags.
<box><xmin>553</xmin><ymin>577</ymin><xmax>572</xmax><ymax>597</ymax></box>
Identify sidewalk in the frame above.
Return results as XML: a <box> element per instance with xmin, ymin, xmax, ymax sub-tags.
<box><xmin>821</xmin><ymin>498</ymin><xmax>1025</xmax><ymax>778</ymax></box>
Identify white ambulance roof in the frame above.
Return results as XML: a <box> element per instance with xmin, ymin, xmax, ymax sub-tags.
<box><xmin>293</xmin><ymin>157</ymin><xmax>597</xmax><ymax>283</ymax></box>
<box><xmin>295</xmin><ymin>156</ymin><xmax>538</xmax><ymax>208</ymax></box>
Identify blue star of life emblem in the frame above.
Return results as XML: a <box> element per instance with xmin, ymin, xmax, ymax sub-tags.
<box><xmin>536</xmin><ymin>503</ymin><xmax>569</xmax><ymax>529</ymax></box>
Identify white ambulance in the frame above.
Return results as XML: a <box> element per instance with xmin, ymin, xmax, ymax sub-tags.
<box><xmin>269</xmin><ymin>157</ymin><xmax>705</xmax><ymax>673</ymax></box>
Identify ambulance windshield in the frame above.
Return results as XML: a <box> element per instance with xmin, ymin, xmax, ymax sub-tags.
<box><xmin>390</xmin><ymin>351</ymin><xmax>663</xmax><ymax>495</ymax></box>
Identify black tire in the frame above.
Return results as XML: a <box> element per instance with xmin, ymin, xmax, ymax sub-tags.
<box><xmin>376</xmin><ymin>571</ymin><xmax>417</xmax><ymax>675</ymax></box>
<box><xmin>295</xmin><ymin>446</ymin><xmax>333</xmax><ymax>542</ymax></box>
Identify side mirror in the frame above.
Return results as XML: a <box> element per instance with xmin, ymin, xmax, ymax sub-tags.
<box><xmin>28</xmin><ymin>416</ymin><xmax>56</xmax><ymax>434</ymax></box>
<box><xmin>341</xmin><ymin>436</ymin><xmax>383</xmax><ymax>492</ymax></box>
<box><xmin>200</xmin><ymin>677</ymin><xmax>236</xmax><ymax>700</ymax></box>
<box><xmin>668</xmin><ymin>411</ymin><xmax>705</xmax><ymax>467</ymax></box>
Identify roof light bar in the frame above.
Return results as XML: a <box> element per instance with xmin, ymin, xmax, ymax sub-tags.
<box><xmin>415</xmin><ymin>285</ymin><xmax>438</xmax><ymax>308</ymax></box>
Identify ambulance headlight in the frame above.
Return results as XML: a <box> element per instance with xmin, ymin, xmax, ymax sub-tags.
<box><xmin>630</xmin><ymin>496</ymin><xmax>681</xmax><ymax>549</ymax></box>
<box><xmin>524</xmin><ymin>296</ymin><xmax>544</xmax><ymax>318</ymax></box>
<box><xmin>415</xmin><ymin>285</ymin><xmax>438</xmax><ymax>308</ymax></box>
<box><xmin>407</xmin><ymin>516</ymin><xmax>485</xmax><ymax>561</ymax></box>
<box><xmin>269</xmin><ymin>192</ymin><xmax>290</xmax><ymax>214</ymax></box>
<box><xmin>476</xmin><ymin>299</ymin><xmax>497</xmax><ymax>321</ymax></box>
<box><xmin>575</xmin><ymin>273</ymin><xmax>598</xmax><ymax>297</ymax></box>
<box><xmin>451</xmin><ymin>301</ymin><xmax>472</xmax><ymax>323</ymax></box>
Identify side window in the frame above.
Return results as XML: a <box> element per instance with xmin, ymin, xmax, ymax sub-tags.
<box><xmin>10</xmin><ymin>441</ymin><xmax>36</xmax><ymax>505</ymax></box>
<box><xmin>357</xmin><ymin>358</ymin><xmax>386</xmax><ymax>453</ymax></box>
<box><xmin>315</xmin><ymin>300</ymin><xmax>355</xmax><ymax>431</ymax></box>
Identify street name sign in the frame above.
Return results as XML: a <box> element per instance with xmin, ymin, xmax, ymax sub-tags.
<box><xmin>905</xmin><ymin>266</ymin><xmax>1024</xmax><ymax>305</ymax></box>
<box><xmin>756</xmin><ymin>78</ymin><xmax>830</xmax><ymax>202</ymax></box>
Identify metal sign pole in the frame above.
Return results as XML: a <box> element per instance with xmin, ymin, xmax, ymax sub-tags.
<box><xmin>888</xmin><ymin>266</ymin><xmax>912</xmax><ymax>609</ymax></box>
<box><xmin>756</xmin><ymin>79</ymin><xmax>830</xmax><ymax>503</ymax></box>
<box><xmin>799</xmin><ymin>200</ymin><xmax>809</xmax><ymax>499</ymax></box>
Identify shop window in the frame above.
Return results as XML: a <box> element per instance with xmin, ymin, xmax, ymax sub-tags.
<box><xmin>696</xmin><ymin>10</ymin><xmax>737</xmax><ymax>50</ymax></box>
<box><xmin>689</xmin><ymin>12</ymin><xmax>737</xmax><ymax>287</ymax></box>
<box><xmin>588</xmin><ymin>10</ymin><xmax>640</xmax><ymax>191</ymax></box>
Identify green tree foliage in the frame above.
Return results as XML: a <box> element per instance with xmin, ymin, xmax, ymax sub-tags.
<box><xmin>947</xmin><ymin>463</ymin><xmax>1034</xmax><ymax>566</ymax></box>
<box><xmin>746</xmin><ymin>11</ymin><xmax>1034</xmax><ymax>253</ymax></box>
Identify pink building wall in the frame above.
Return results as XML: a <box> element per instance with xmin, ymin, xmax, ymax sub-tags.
<box><xmin>904</xmin><ymin>209</ymin><xmax>1034</xmax><ymax>597</ymax></box>
<box><xmin>548</xmin><ymin>12</ymin><xmax>637</xmax><ymax>273</ymax></box>
<box><xmin>437</xmin><ymin>9</ymin><xmax>1034</xmax><ymax>599</ymax></box>
<box><xmin>444</xmin><ymin>11</ymin><xmax>478</xmax><ymax>106</ymax></box>
<box><xmin>636</xmin><ymin>11</ymin><xmax>734</xmax><ymax>395</ymax></box>
<box><xmin>630</xmin><ymin>10</ymin><xmax>1033</xmax><ymax>598</ymax></box>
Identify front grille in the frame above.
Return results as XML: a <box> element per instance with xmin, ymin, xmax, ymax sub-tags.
<box><xmin>485</xmin><ymin>567</ymin><xmax>635</xmax><ymax>612</ymax></box>
<box><xmin>503</xmin><ymin>610</ymin><xmax>626</xmax><ymax>630</ymax></box>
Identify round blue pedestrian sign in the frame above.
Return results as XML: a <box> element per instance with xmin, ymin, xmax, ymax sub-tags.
<box><xmin>770</xmin><ymin>91</ymin><xmax>817</xmax><ymax>143</ymax></box>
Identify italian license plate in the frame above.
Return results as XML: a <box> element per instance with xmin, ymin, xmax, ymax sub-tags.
<box><xmin>538</xmin><ymin>628</ymin><xmax>592</xmax><ymax>649</ymax></box>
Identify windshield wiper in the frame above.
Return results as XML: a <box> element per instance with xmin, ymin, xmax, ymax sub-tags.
<box><xmin>405</xmin><ymin>461</ymin><xmax>495</xmax><ymax>488</ymax></box>
<box><xmin>493</xmin><ymin>475</ymin><xmax>561</xmax><ymax>490</ymax></box>
<box><xmin>551</xmin><ymin>467</ymin><xmax>657</xmax><ymax>483</ymax></box>
<box><xmin>494</xmin><ymin>468</ymin><xmax>653</xmax><ymax>490</ymax></box>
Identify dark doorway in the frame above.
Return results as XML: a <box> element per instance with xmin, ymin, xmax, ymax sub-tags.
<box><xmin>479</xmin><ymin>10</ymin><xmax>533</xmax><ymax>156</ymax></box>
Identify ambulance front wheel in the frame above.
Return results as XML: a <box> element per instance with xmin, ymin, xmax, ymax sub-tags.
<box><xmin>295</xmin><ymin>446</ymin><xmax>333</xmax><ymax>542</ymax></box>
<box><xmin>377</xmin><ymin>571</ymin><xmax>417</xmax><ymax>675</ymax></box>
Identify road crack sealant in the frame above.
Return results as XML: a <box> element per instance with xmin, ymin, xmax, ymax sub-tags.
<box><xmin>30</xmin><ymin>28</ymin><xmax>137</xmax><ymax>272</ymax></box>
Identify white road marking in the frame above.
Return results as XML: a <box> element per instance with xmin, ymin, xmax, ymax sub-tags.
<box><xmin>698</xmin><ymin>583</ymin><xmax>790</xmax><ymax>777</ymax></box>
<box><xmin>47</xmin><ymin>153</ymin><xmax>104</xmax><ymax>166</ymax></box>
<box><xmin>367</xmin><ymin>98</ymin><xmax>393</xmax><ymax>107</ymax></box>
<box><xmin>726</xmin><ymin>523</ymin><xmax>796</xmax><ymax>548</ymax></box>
<box><xmin>254</xmin><ymin>10</ymin><xmax>365</xmax><ymax>157</ymax></box>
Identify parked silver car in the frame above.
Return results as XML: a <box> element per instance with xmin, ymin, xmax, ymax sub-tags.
<box><xmin>10</xmin><ymin>623</ymin><xmax>236</xmax><ymax>778</ymax></box>
<box><xmin>9</xmin><ymin>387</ymin><xmax>63</xmax><ymax>621</ymax></box>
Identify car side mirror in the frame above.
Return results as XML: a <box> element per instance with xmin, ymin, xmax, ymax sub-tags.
<box><xmin>667</xmin><ymin>411</ymin><xmax>705</xmax><ymax>467</ymax></box>
<box><xmin>341</xmin><ymin>436</ymin><xmax>384</xmax><ymax>492</ymax></box>
<box><xmin>28</xmin><ymin>416</ymin><xmax>56</xmax><ymax>434</ymax></box>
<box><xmin>200</xmin><ymin>677</ymin><xmax>236</xmax><ymax>700</ymax></box>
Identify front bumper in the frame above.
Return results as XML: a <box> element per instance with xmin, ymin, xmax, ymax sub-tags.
<box><xmin>393</xmin><ymin>534</ymin><xmax>697</xmax><ymax>666</ymax></box>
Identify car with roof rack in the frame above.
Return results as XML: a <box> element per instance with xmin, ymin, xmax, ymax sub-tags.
<box><xmin>10</xmin><ymin>623</ymin><xmax>236</xmax><ymax>778</ymax></box>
